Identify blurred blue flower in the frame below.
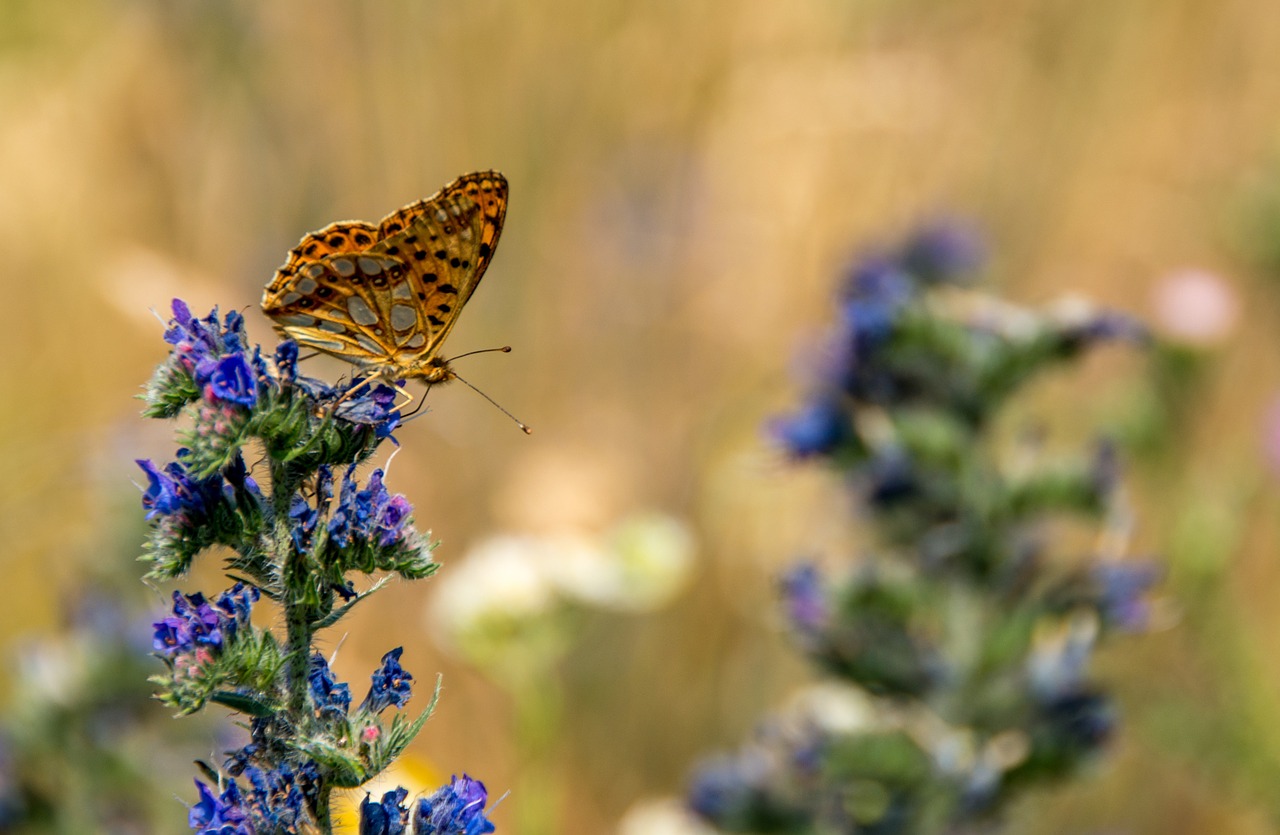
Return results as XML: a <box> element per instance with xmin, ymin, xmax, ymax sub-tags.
<box><xmin>360</xmin><ymin>648</ymin><xmax>413</xmax><ymax>715</ymax></box>
<box><xmin>687</xmin><ymin>750</ymin><xmax>772</xmax><ymax>825</ymax></box>
<box><xmin>768</xmin><ymin>397</ymin><xmax>847</xmax><ymax>458</ymax></box>
<box><xmin>360</xmin><ymin>787</ymin><xmax>409</xmax><ymax>835</ymax></box>
<box><xmin>412</xmin><ymin>774</ymin><xmax>496</xmax><ymax>835</ymax></box>
<box><xmin>780</xmin><ymin>564</ymin><xmax>828</xmax><ymax>635</ymax></box>
<box><xmin>1092</xmin><ymin>561</ymin><xmax>1160</xmax><ymax>631</ymax></box>
<box><xmin>900</xmin><ymin>218</ymin><xmax>984</xmax><ymax>283</ymax></box>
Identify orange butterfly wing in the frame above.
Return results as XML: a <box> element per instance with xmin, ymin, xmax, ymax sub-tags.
<box><xmin>262</xmin><ymin>171</ymin><xmax>508</xmax><ymax>378</ymax></box>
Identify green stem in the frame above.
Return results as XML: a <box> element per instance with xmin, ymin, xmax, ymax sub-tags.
<box><xmin>508</xmin><ymin>667</ymin><xmax>564</xmax><ymax>835</ymax></box>
<box><xmin>269</xmin><ymin>458</ymin><xmax>333</xmax><ymax>832</ymax></box>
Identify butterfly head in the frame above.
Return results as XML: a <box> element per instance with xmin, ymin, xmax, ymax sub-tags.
<box><xmin>400</xmin><ymin>355</ymin><xmax>455</xmax><ymax>385</ymax></box>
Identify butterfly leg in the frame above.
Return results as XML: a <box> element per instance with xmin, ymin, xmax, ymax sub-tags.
<box><xmin>327</xmin><ymin>374</ymin><xmax>380</xmax><ymax>414</ymax></box>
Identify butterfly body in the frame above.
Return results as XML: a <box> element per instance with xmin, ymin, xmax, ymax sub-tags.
<box><xmin>261</xmin><ymin>171</ymin><xmax>508</xmax><ymax>386</ymax></box>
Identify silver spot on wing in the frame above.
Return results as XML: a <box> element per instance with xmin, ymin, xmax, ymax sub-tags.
<box><xmin>347</xmin><ymin>296</ymin><xmax>380</xmax><ymax>326</ymax></box>
<box><xmin>276</xmin><ymin>313</ymin><xmax>316</xmax><ymax>327</ymax></box>
<box><xmin>390</xmin><ymin>304</ymin><xmax>418</xmax><ymax>331</ymax></box>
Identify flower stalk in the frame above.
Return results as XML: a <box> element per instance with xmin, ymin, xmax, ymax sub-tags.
<box><xmin>138</xmin><ymin>300</ymin><xmax>498</xmax><ymax>834</ymax></box>
<box><xmin>689</xmin><ymin>222</ymin><xmax>1159</xmax><ymax>834</ymax></box>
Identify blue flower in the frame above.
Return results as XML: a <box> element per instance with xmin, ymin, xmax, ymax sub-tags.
<box><xmin>206</xmin><ymin>353</ymin><xmax>259</xmax><ymax>408</ymax></box>
<box><xmin>154</xmin><ymin>585</ymin><xmax>257</xmax><ymax>658</ymax></box>
<box><xmin>329</xmin><ymin>467</ymin><xmax>414</xmax><ymax>549</ymax></box>
<box><xmin>687</xmin><ymin>751</ymin><xmax>771</xmax><ymax>826</ymax></box>
<box><xmin>308</xmin><ymin>653</ymin><xmax>351</xmax><ymax>720</ymax></box>
<box><xmin>412</xmin><ymin>775</ymin><xmax>496</xmax><ymax>835</ymax></box>
<box><xmin>1091</xmin><ymin>561</ymin><xmax>1160</xmax><ymax>631</ymax></box>
<box><xmin>335</xmin><ymin>380</ymin><xmax>402</xmax><ymax>440</ymax></box>
<box><xmin>154</xmin><ymin>592</ymin><xmax>222</xmax><ymax>656</ymax></box>
<box><xmin>188</xmin><ymin>780</ymin><xmax>253</xmax><ymax>835</ymax></box>
<box><xmin>243</xmin><ymin>762</ymin><xmax>318</xmax><ymax>831</ymax></box>
<box><xmin>360</xmin><ymin>787</ymin><xmax>409</xmax><ymax>835</ymax></box>
<box><xmin>290</xmin><ymin>496</ymin><xmax>320</xmax><ymax>553</ymax></box>
<box><xmin>213</xmin><ymin>584</ymin><xmax>260</xmax><ymax>629</ymax></box>
<box><xmin>768</xmin><ymin>397</ymin><xmax>847</xmax><ymax>458</ymax></box>
<box><xmin>780</xmin><ymin>564</ymin><xmax>828</xmax><ymax>635</ymax></box>
<box><xmin>224</xmin><ymin>453</ymin><xmax>262</xmax><ymax>500</ymax></box>
<box><xmin>360</xmin><ymin>647</ymin><xmax>413</xmax><ymax>714</ymax></box>
<box><xmin>274</xmin><ymin>340</ymin><xmax>299</xmax><ymax>383</ymax></box>
<box><xmin>900</xmin><ymin>218</ymin><xmax>984</xmax><ymax>283</ymax></box>
<box><xmin>137</xmin><ymin>457</ymin><xmax>225</xmax><ymax>522</ymax></box>
<box><xmin>376</xmin><ymin>495</ymin><xmax>413</xmax><ymax>547</ymax></box>
<box><xmin>1058</xmin><ymin>309</ymin><xmax>1150</xmax><ymax>350</ymax></box>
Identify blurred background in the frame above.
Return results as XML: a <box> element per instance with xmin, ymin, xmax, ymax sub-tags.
<box><xmin>3</xmin><ymin>0</ymin><xmax>1280</xmax><ymax>832</ymax></box>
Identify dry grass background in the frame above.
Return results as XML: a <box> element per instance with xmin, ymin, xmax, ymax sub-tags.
<box><xmin>4</xmin><ymin>1</ymin><xmax>1280</xmax><ymax>832</ymax></box>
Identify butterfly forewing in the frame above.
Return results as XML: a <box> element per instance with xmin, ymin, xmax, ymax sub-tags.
<box><xmin>261</xmin><ymin>171</ymin><xmax>508</xmax><ymax>379</ymax></box>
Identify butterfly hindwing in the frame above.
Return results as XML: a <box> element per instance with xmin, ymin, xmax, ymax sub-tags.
<box><xmin>263</xmin><ymin>252</ymin><xmax>413</xmax><ymax>365</ymax></box>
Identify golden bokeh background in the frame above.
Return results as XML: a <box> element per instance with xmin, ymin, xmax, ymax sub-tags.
<box><xmin>4</xmin><ymin>1</ymin><xmax>1280</xmax><ymax>832</ymax></box>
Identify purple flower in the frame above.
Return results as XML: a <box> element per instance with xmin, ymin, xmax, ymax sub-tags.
<box><xmin>360</xmin><ymin>648</ymin><xmax>413</xmax><ymax>714</ymax></box>
<box><xmin>900</xmin><ymin>218</ymin><xmax>984</xmax><ymax>283</ymax></box>
<box><xmin>780</xmin><ymin>564</ymin><xmax>828</xmax><ymax>635</ymax></box>
<box><xmin>213</xmin><ymin>584</ymin><xmax>260</xmax><ymax>629</ymax></box>
<box><xmin>205</xmin><ymin>353</ymin><xmax>259</xmax><ymax>408</ymax></box>
<box><xmin>335</xmin><ymin>380</ymin><xmax>402</xmax><ymax>440</ymax></box>
<box><xmin>1092</xmin><ymin>561</ymin><xmax>1160</xmax><ymax>631</ymax></box>
<box><xmin>308</xmin><ymin>653</ymin><xmax>351</xmax><ymax>719</ymax></box>
<box><xmin>360</xmin><ymin>787</ymin><xmax>409</xmax><ymax>835</ymax></box>
<box><xmin>329</xmin><ymin>467</ymin><xmax>413</xmax><ymax>549</ymax></box>
<box><xmin>274</xmin><ymin>340</ymin><xmax>299</xmax><ymax>383</ymax></box>
<box><xmin>687</xmin><ymin>751</ymin><xmax>773</xmax><ymax>826</ymax></box>
<box><xmin>412</xmin><ymin>775</ymin><xmax>496</xmax><ymax>835</ymax></box>
<box><xmin>242</xmin><ymin>763</ymin><xmax>317</xmax><ymax>831</ymax></box>
<box><xmin>290</xmin><ymin>496</ymin><xmax>320</xmax><ymax>553</ymax></box>
<box><xmin>137</xmin><ymin>458</ymin><xmax>225</xmax><ymax>522</ymax></box>
<box><xmin>154</xmin><ymin>585</ymin><xmax>257</xmax><ymax>657</ymax></box>
<box><xmin>188</xmin><ymin>780</ymin><xmax>253</xmax><ymax>835</ymax></box>
<box><xmin>375</xmin><ymin>495</ymin><xmax>412</xmax><ymax>547</ymax></box>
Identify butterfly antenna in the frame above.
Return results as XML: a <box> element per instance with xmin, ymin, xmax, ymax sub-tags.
<box><xmin>452</xmin><ymin>372</ymin><xmax>532</xmax><ymax>434</ymax></box>
<box><xmin>446</xmin><ymin>345</ymin><xmax>513</xmax><ymax>362</ymax></box>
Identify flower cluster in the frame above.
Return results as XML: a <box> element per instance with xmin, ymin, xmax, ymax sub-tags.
<box><xmin>143</xmin><ymin>299</ymin><xmax>401</xmax><ymax>478</ymax></box>
<box><xmin>159</xmin><ymin>299</ymin><xmax>262</xmax><ymax>410</ymax></box>
<box><xmin>153</xmin><ymin>584</ymin><xmax>259</xmax><ymax>659</ymax></box>
<box><xmin>691</xmin><ymin>223</ymin><xmax>1159</xmax><ymax>834</ymax></box>
<box><xmin>770</xmin><ymin>224</ymin><xmax>1147</xmax><ymax>461</ymax></box>
<box><xmin>136</xmin><ymin>299</ymin><xmax>490</xmax><ymax>832</ymax></box>
<box><xmin>355</xmin><ymin>775</ymin><xmax>497</xmax><ymax>835</ymax></box>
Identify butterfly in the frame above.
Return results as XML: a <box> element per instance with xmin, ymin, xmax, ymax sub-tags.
<box><xmin>261</xmin><ymin>171</ymin><xmax>508</xmax><ymax>393</ymax></box>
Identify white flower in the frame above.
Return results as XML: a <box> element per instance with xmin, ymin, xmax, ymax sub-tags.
<box><xmin>617</xmin><ymin>798</ymin><xmax>717</xmax><ymax>835</ymax></box>
<box><xmin>428</xmin><ymin>535</ymin><xmax>558</xmax><ymax>645</ymax></box>
<box><xmin>1152</xmin><ymin>268</ymin><xmax>1239</xmax><ymax>346</ymax></box>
